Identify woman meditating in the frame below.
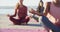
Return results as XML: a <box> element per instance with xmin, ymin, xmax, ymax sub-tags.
<box><xmin>7</xmin><ymin>0</ymin><xmax>30</xmax><ymax>25</ymax></box>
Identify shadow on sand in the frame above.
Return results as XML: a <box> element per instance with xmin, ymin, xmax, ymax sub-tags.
<box><xmin>19</xmin><ymin>24</ymin><xmax>43</xmax><ymax>27</ymax></box>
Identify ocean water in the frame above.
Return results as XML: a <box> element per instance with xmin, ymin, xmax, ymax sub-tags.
<box><xmin>0</xmin><ymin>6</ymin><xmax>37</xmax><ymax>15</ymax></box>
<box><xmin>0</xmin><ymin>9</ymin><xmax>14</xmax><ymax>15</ymax></box>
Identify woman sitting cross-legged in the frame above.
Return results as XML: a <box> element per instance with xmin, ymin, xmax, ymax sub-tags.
<box><xmin>7</xmin><ymin>0</ymin><xmax>30</xmax><ymax>25</ymax></box>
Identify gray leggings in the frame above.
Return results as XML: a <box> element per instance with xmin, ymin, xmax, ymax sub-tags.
<box><xmin>41</xmin><ymin>16</ymin><xmax>60</xmax><ymax>32</ymax></box>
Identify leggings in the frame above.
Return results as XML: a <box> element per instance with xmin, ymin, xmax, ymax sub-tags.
<box><xmin>41</xmin><ymin>16</ymin><xmax>60</xmax><ymax>32</ymax></box>
<box><xmin>9</xmin><ymin>16</ymin><xmax>29</xmax><ymax>25</ymax></box>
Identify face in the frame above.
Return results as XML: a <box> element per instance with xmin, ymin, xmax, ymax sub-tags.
<box><xmin>39</xmin><ymin>2</ymin><xmax>43</xmax><ymax>6</ymax></box>
<box><xmin>19</xmin><ymin>0</ymin><xmax>23</xmax><ymax>3</ymax></box>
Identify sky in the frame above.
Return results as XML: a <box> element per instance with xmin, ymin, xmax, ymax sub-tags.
<box><xmin>0</xmin><ymin>0</ymin><xmax>52</xmax><ymax>14</ymax></box>
<box><xmin>0</xmin><ymin>0</ymin><xmax>52</xmax><ymax>6</ymax></box>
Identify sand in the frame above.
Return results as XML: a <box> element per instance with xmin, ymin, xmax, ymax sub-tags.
<box><xmin>0</xmin><ymin>15</ymin><xmax>48</xmax><ymax>32</ymax></box>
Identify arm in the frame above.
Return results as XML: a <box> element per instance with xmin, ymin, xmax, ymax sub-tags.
<box><xmin>34</xmin><ymin>11</ymin><xmax>42</xmax><ymax>16</ymax></box>
<box><xmin>43</xmin><ymin>2</ymin><xmax>51</xmax><ymax>16</ymax></box>
<box><xmin>29</xmin><ymin>8</ymin><xmax>42</xmax><ymax>16</ymax></box>
<box><xmin>29</xmin><ymin>2</ymin><xmax>50</xmax><ymax>16</ymax></box>
<box><xmin>10</xmin><ymin>3</ymin><xmax>19</xmax><ymax>17</ymax></box>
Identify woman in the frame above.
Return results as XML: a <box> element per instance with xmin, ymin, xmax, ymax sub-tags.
<box><xmin>43</xmin><ymin>0</ymin><xmax>60</xmax><ymax>31</ymax></box>
<box><xmin>31</xmin><ymin>0</ymin><xmax>44</xmax><ymax>22</ymax></box>
<box><xmin>7</xmin><ymin>0</ymin><xmax>30</xmax><ymax>25</ymax></box>
<box><xmin>37</xmin><ymin>0</ymin><xmax>44</xmax><ymax>15</ymax></box>
<box><xmin>29</xmin><ymin>0</ymin><xmax>60</xmax><ymax>32</ymax></box>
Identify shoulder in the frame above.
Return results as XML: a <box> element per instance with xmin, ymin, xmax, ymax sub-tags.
<box><xmin>47</xmin><ymin>2</ymin><xmax>51</xmax><ymax>5</ymax></box>
<box><xmin>23</xmin><ymin>5</ymin><xmax>27</xmax><ymax>8</ymax></box>
<box><xmin>47</xmin><ymin>2</ymin><xmax>51</xmax><ymax>4</ymax></box>
<box><xmin>46</xmin><ymin>2</ymin><xmax>51</xmax><ymax>7</ymax></box>
<box><xmin>23</xmin><ymin>5</ymin><xmax>27</xmax><ymax>9</ymax></box>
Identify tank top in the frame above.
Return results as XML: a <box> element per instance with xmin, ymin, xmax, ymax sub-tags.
<box><xmin>47</xmin><ymin>2</ymin><xmax>60</xmax><ymax>27</ymax></box>
<box><xmin>18</xmin><ymin>5</ymin><xmax>27</xmax><ymax>18</ymax></box>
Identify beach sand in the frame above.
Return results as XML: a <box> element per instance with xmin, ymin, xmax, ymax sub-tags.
<box><xmin>0</xmin><ymin>15</ymin><xmax>48</xmax><ymax>32</ymax></box>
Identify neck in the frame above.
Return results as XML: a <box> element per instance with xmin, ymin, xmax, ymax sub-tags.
<box><xmin>19</xmin><ymin>3</ymin><xmax>23</xmax><ymax>6</ymax></box>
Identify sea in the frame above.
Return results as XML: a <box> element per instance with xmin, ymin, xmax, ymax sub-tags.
<box><xmin>0</xmin><ymin>6</ymin><xmax>37</xmax><ymax>15</ymax></box>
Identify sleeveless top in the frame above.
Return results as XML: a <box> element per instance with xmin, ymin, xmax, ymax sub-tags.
<box><xmin>18</xmin><ymin>5</ymin><xmax>27</xmax><ymax>18</ymax></box>
<box><xmin>39</xmin><ymin>7</ymin><xmax>44</xmax><ymax>15</ymax></box>
<box><xmin>47</xmin><ymin>2</ymin><xmax>60</xmax><ymax>27</ymax></box>
<box><xmin>37</xmin><ymin>6</ymin><xmax>44</xmax><ymax>15</ymax></box>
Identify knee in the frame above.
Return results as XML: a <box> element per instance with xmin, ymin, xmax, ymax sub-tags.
<box><xmin>24</xmin><ymin>16</ymin><xmax>30</xmax><ymax>22</ymax></box>
<box><xmin>25</xmin><ymin>16</ymin><xmax>30</xmax><ymax>20</ymax></box>
<box><xmin>9</xmin><ymin>16</ymin><xmax>13</xmax><ymax>21</ymax></box>
<box><xmin>42</xmin><ymin>16</ymin><xmax>49</xmax><ymax>21</ymax></box>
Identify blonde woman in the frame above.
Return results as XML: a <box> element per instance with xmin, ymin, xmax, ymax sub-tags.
<box><xmin>7</xmin><ymin>0</ymin><xmax>30</xmax><ymax>25</ymax></box>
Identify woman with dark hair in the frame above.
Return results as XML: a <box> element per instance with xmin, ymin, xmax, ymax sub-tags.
<box><xmin>29</xmin><ymin>0</ymin><xmax>60</xmax><ymax>32</ymax></box>
<box><xmin>31</xmin><ymin>0</ymin><xmax>44</xmax><ymax>22</ymax></box>
<box><xmin>7</xmin><ymin>0</ymin><xmax>30</xmax><ymax>25</ymax></box>
<box><xmin>37</xmin><ymin>0</ymin><xmax>44</xmax><ymax>15</ymax></box>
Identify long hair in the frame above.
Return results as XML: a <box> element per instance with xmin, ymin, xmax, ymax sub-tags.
<box><xmin>37</xmin><ymin>0</ymin><xmax>44</xmax><ymax>13</ymax></box>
